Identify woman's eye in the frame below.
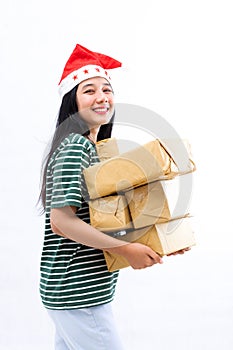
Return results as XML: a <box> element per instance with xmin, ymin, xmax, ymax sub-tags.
<box><xmin>84</xmin><ymin>89</ymin><xmax>95</xmax><ymax>94</ymax></box>
<box><xmin>104</xmin><ymin>89</ymin><xmax>113</xmax><ymax>93</ymax></box>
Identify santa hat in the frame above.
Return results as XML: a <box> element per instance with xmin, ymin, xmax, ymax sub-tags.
<box><xmin>58</xmin><ymin>43</ymin><xmax>122</xmax><ymax>98</ymax></box>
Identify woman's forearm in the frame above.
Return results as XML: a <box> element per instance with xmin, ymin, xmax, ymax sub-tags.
<box><xmin>50</xmin><ymin>207</ymin><xmax>128</xmax><ymax>250</ymax></box>
<box><xmin>50</xmin><ymin>206</ymin><xmax>164</xmax><ymax>269</ymax></box>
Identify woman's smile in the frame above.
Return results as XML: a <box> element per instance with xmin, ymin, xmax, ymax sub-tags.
<box><xmin>92</xmin><ymin>105</ymin><xmax>110</xmax><ymax>115</ymax></box>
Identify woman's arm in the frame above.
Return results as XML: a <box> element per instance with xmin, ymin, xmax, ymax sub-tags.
<box><xmin>50</xmin><ymin>206</ymin><xmax>163</xmax><ymax>269</ymax></box>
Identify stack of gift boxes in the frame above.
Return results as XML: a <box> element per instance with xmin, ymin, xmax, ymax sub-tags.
<box><xmin>83</xmin><ymin>137</ymin><xmax>196</xmax><ymax>272</ymax></box>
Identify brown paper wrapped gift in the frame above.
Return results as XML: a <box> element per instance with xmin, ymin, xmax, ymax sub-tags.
<box><xmin>159</xmin><ymin>138</ymin><xmax>196</xmax><ymax>175</ymax></box>
<box><xmin>103</xmin><ymin>217</ymin><xmax>196</xmax><ymax>272</ymax></box>
<box><xmin>125</xmin><ymin>177</ymin><xmax>190</xmax><ymax>228</ymax></box>
<box><xmin>89</xmin><ymin>195</ymin><xmax>133</xmax><ymax>232</ymax></box>
<box><xmin>96</xmin><ymin>138</ymin><xmax>119</xmax><ymax>161</ymax></box>
<box><xmin>154</xmin><ymin>217</ymin><xmax>195</xmax><ymax>255</ymax></box>
<box><xmin>83</xmin><ymin>139</ymin><xmax>179</xmax><ymax>199</ymax></box>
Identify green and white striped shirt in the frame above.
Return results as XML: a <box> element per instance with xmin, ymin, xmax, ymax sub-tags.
<box><xmin>40</xmin><ymin>133</ymin><xmax>119</xmax><ymax>309</ymax></box>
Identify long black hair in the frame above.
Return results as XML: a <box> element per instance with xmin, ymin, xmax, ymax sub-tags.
<box><xmin>38</xmin><ymin>84</ymin><xmax>115</xmax><ymax>212</ymax></box>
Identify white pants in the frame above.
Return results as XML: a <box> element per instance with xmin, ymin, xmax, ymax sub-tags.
<box><xmin>47</xmin><ymin>302</ymin><xmax>125</xmax><ymax>350</ymax></box>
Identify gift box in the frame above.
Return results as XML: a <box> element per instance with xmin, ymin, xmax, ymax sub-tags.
<box><xmin>159</xmin><ymin>138</ymin><xmax>196</xmax><ymax>175</ymax></box>
<box><xmin>96</xmin><ymin>137</ymin><xmax>119</xmax><ymax>161</ymax></box>
<box><xmin>154</xmin><ymin>217</ymin><xmax>196</xmax><ymax>255</ymax></box>
<box><xmin>83</xmin><ymin>139</ymin><xmax>179</xmax><ymax>199</ymax></box>
<box><xmin>125</xmin><ymin>177</ymin><xmax>190</xmax><ymax>228</ymax></box>
<box><xmin>89</xmin><ymin>195</ymin><xmax>133</xmax><ymax>232</ymax></box>
<box><xmin>103</xmin><ymin>217</ymin><xmax>196</xmax><ymax>272</ymax></box>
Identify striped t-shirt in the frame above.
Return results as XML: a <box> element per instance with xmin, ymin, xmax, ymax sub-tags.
<box><xmin>40</xmin><ymin>133</ymin><xmax>119</xmax><ymax>309</ymax></box>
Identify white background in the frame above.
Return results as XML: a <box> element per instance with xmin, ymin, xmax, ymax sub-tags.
<box><xmin>0</xmin><ymin>1</ymin><xmax>233</xmax><ymax>349</ymax></box>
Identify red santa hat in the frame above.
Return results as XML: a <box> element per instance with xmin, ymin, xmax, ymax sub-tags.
<box><xmin>58</xmin><ymin>43</ymin><xmax>122</xmax><ymax>98</ymax></box>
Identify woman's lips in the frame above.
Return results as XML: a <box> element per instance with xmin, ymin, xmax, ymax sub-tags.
<box><xmin>93</xmin><ymin>107</ymin><xmax>109</xmax><ymax>114</ymax></box>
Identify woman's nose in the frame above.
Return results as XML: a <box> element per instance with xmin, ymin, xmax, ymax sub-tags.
<box><xmin>96</xmin><ymin>91</ymin><xmax>108</xmax><ymax>102</ymax></box>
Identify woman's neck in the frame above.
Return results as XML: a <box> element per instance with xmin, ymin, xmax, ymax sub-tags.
<box><xmin>87</xmin><ymin>127</ymin><xmax>100</xmax><ymax>144</ymax></box>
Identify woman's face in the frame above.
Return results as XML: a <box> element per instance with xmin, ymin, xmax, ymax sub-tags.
<box><xmin>76</xmin><ymin>77</ymin><xmax>114</xmax><ymax>128</ymax></box>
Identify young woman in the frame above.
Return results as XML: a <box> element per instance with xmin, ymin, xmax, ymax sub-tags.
<box><xmin>39</xmin><ymin>44</ymin><xmax>164</xmax><ymax>350</ymax></box>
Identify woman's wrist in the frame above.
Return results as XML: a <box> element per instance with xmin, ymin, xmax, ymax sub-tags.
<box><xmin>104</xmin><ymin>243</ymin><xmax>131</xmax><ymax>254</ymax></box>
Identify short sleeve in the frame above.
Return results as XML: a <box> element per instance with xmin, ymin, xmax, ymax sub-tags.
<box><xmin>50</xmin><ymin>141</ymin><xmax>91</xmax><ymax>209</ymax></box>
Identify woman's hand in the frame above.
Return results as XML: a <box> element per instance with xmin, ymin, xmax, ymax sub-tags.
<box><xmin>166</xmin><ymin>247</ymin><xmax>191</xmax><ymax>256</ymax></box>
<box><xmin>106</xmin><ymin>242</ymin><xmax>163</xmax><ymax>269</ymax></box>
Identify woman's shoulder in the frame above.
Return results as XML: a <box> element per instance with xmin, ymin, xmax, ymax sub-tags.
<box><xmin>48</xmin><ymin>133</ymin><xmax>93</xmax><ymax>162</ymax></box>
<box><xmin>48</xmin><ymin>133</ymin><xmax>97</xmax><ymax>168</ymax></box>
<box><xmin>59</xmin><ymin>133</ymin><xmax>94</xmax><ymax>151</ymax></box>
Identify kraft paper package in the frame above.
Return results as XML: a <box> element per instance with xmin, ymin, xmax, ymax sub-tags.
<box><xmin>125</xmin><ymin>177</ymin><xmax>190</xmax><ymax>229</ymax></box>
<box><xmin>96</xmin><ymin>137</ymin><xmax>119</xmax><ymax>161</ymax></box>
<box><xmin>103</xmin><ymin>216</ymin><xmax>196</xmax><ymax>272</ymax></box>
<box><xmin>83</xmin><ymin>139</ymin><xmax>180</xmax><ymax>200</ymax></box>
<box><xmin>154</xmin><ymin>217</ymin><xmax>196</xmax><ymax>255</ymax></box>
<box><xmin>159</xmin><ymin>138</ymin><xmax>196</xmax><ymax>175</ymax></box>
<box><xmin>89</xmin><ymin>195</ymin><xmax>133</xmax><ymax>232</ymax></box>
<box><xmin>96</xmin><ymin>137</ymin><xmax>195</xmax><ymax>172</ymax></box>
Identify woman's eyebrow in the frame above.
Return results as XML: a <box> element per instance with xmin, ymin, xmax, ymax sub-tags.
<box><xmin>81</xmin><ymin>83</ymin><xmax>94</xmax><ymax>90</ymax></box>
<box><xmin>81</xmin><ymin>82</ymin><xmax>111</xmax><ymax>90</ymax></box>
